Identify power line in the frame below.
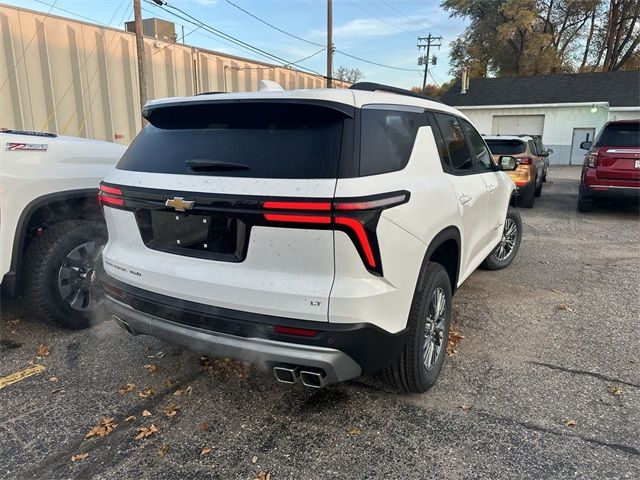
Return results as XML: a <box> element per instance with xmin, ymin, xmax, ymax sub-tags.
<box><xmin>376</xmin><ymin>0</ymin><xmax>429</xmax><ymax>32</ymax></box>
<box><xmin>148</xmin><ymin>0</ymin><xmax>325</xmax><ymax>77</ymax></box>
<box><xmin>0</xmin><ymin>0</ymin><xmax>59</xmax><ymax>93</ymax></box>
<box><xmin>216</xmin><ymin>0</ymin><xmax>418</xmax><ymax>73</ymax></box>
<box><xmin>223</xmin><ymin>0</ymin><xmax>324</xmax><ymax>48</ymax></box>
<box><xmin>344</xmin><ymin>0</ymin><xmax>418</xmax><ymax>39</ymax></box>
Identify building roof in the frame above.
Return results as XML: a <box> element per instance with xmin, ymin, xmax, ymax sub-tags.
<box><xmin>441</xmin><ymin>71</ymin><xmax>640</xmax><ymax>108</ymax></box>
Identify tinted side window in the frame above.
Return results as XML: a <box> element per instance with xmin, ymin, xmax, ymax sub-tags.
<box><xmin>360</xmin><ymin>108</ymin><xmax>428</xmax><ymax>176</ymax></box>
<box><xmin>435</xmin><ymin>113</ymin><xmax>474</xmax><ymax>173</ymax></box>
<box><xmin>427</xmin><ymin>112</ymin><xmax>452</xmax><ymax>173</ymax></box>
<box><xmin>461</xmin><ymin>119</ymin><xmax>494</xmax><ymax>172</ymax></box>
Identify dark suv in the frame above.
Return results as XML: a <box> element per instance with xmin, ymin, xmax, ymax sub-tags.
<box><xmin>578</xmin><ymin>120</ymin><xmax>640</xmax><ymax>212</ymax></box>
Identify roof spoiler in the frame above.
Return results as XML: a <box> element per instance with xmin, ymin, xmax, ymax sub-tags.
<box><xmin>349</xmin><ymin>82</ymin><xmax>441</xmax><ymax>104</ymax></box>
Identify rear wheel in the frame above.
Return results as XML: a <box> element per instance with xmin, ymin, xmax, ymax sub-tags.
<box><xmin>577</xmin><ymin>186</ymin><xmax>594</xmax><ymax>212</ymax></box>
<box><xmin>23</xmin><ymin>220</ymin><xmax>107</xmax><ymax>329</ymax></box>
<box><xmin>518</xmin><ymin>184</ymin><xmax>535</xmax><ymax>208</ymax></box>
<box><xmin>482</xmin><ymin>207</ymin><xmax>522</xmax><ymax>270</ymax></box>
<box><xmin>382</xmin><ymin>262</ymin><xmax>452</xmax><ymax>393</ymax></box>
<box><xmin>535</xmin><ymin>179</ymin><xmax>543</xmax><ymax>197</ymax></box>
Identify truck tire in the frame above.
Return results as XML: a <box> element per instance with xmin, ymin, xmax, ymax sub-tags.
<box><xmin>23</xmin><ymin>220</ymin><xmax>107</xmax><ymax>329</ymax></box>
<box><xmin>518</xmin><ymin>184</ymin><xmax>535</xmax><ymax>208</ymax></box>
<box><xmin>577</xmin><ymin>187</ymin><xmax>594</xmax><ymax>212</ymax></box>
<box><xmin>482</xmin><ymin>207</ymin><xmax>522</xmax><ymax>270</ymax></box>
<box><xmin>382</xmin><ymin>262</ymin><xmax>452</xmax><ymax>393</ymax></box>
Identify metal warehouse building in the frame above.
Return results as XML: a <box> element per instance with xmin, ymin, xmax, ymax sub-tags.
<box><xmin>441</xmin><ymin>71</ymin><xmax>640</xmax><ymax>165</ymax></box>
<box><xmin>0</xmin><ymin>4</ymin><xmax>344</xmax><ymax>145</ymax></box>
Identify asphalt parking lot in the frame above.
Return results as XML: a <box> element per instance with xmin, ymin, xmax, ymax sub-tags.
<box><xmin>1</xmin><ymin>166</ymin><xmax>639</xmax><ymax>480</ymax></box>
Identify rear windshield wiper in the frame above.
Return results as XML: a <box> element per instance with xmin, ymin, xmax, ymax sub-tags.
<box><xmin>185</xmin><ymin>159</ymin><xmax>250</xmax><ymax>171</ymax></box>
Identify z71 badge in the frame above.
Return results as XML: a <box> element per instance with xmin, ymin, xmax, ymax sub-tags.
<box><xmin>5</xmin><ymin>142</ymin><xmax>48</xmax><ymax>151</ymax></box>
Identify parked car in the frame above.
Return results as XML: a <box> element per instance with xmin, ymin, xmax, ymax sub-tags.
<box><xmin>100</xmin><ymin>82</ymin><xmax>521</xmax><ymax>393</ymax></box>
<box><xmin>0</xmin><ymin>129</ymin><xmax>125</xmax><ymax>328</ymax></box>
<box><xmin>577</xmin><ymin>119</ymin><xmax>640</xmax><ymax>212</ymax></box>
<box><xmin>484</xmin><ymin>135</ymin><xmax>545</xmax><ymax>208</ymax></box>
<box><xmin>519</xmin><ymin>134</ymin><xmax>552</xmax><ymax>182</ymax></box>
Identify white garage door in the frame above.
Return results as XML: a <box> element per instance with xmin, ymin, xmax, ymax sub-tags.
<box><xmin>492</xmin><ymin>115</ymin><xmax>545</xmax><ymax>136</ymax></box>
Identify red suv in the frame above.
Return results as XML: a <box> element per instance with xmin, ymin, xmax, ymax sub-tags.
<box><xmin>578</xmin><ymin>119</ymin><xmax>640</xmax><ymax>212</ymax></box>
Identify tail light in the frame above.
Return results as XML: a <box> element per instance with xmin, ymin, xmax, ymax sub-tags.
<box><xmin>98</xmin><ymin>183</ymin><xmax>124</xmax><ymax>208</ymax></box>
<box><xmin>586</xmin><ymin>148</ymin><xmax>599</xmax><ymax>168</ymax></box>
<box><xmin>262</xmin><ymin>191</ymin><xmax>410</xmax><ymax>276</ymax></box>
<box><xmin>518</xmin><ymin>157</ymin><xmax>533</xmax><ymax>165</ymax></box>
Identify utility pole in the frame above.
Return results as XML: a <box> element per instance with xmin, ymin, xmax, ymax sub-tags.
<box><xmin>326</xmin><ymin>0</ymin><xmax>333</xmax><ymax>88</ymax></box>
<box><xmin>417</xmin><ymin>33</ymin><xmax>442</xmax><ymax>91</ymax></box>
<box><xmin>133</xmin><ymin>0</ymin><xmax>148</xmax><ymax>114</ymax></box>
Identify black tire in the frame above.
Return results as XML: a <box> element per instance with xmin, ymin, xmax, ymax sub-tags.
<box><xmin>482</xmin><ymin>206</ymin><xmax>522</xmax><ymax>270</ymax></box>
<box><xmin>518</xmin><ymin>183</ymin><xmax>535</xmax><ymax>208</ymax></box>
<box><xmin>535</xmin><ymin>179</ymin><xmax>542</xmax><ymax>197</ymax></box>
<box><xmin>23</xmin><ymin>220</ymin><xmax>107</xmax><ymax>329</ymax></box>
<box><xmin>542</xmin><ymin>166</ymin><xmax>548</xmax><ymax>182</ymax></box>
<box><xmin>577</xmin><ymin>187</ymin><xmax>594</xmax><ymax>212</ymax></box>
<box><xmin>382</xmin><ymin>262</ymin><xmax>452</xmax><ymax>393</ymax></box>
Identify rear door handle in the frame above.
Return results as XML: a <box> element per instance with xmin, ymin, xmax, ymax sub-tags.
<box><xmin>459</xmin><ymin>194</ymin><xmax>472</xmax><ymax>205</ymax></box>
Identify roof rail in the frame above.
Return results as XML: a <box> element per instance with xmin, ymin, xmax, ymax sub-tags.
<box><xmin>349</xmin><ymin>82</ymin><xmax>441</xmax><ymax>103</ymax></box>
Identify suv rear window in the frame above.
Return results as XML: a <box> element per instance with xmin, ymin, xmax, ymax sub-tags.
<box><xmin>485</xmin><ymin>139</ymin><xmax>526</xmax><ymax>155</ymax></box>
<box><xmin>359</xmin><ymin>107</ymin><xmax>427</xmax><ymax>176</ymax></box>
<box><xmin>117</xmin><ymin>102</ymin><xmax>350</xmax><ymax>179</ymax></box>
<box><xmin>595</xmin><ymin>122</ymin><xmax>640</xmax><ymax>147</ymax></box>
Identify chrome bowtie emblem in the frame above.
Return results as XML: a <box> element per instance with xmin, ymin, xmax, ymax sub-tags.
<box><xmin>165</xmin><ymin>197</ymin><xmax>195</xmax><ymax>212</ymax></box>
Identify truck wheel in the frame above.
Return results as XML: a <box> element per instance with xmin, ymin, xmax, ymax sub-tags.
<box><xmin>577</xmin><ymin>187</ymin><xmax>594</xmax><ymax>212</ymax></box>
<box><xmin>518</xmin><ymin>184</ymin><xmax>535</xmax><ymax>208</ymax></box>
<box><xmin>482</xmin><ymin>207</ymin><xmax>522</xmax><ymax>270</ymax></box>
<box><xmin>23</xmin><ymin>220</ymin><xmax>107</xmax><ymax>329</ymax></box>
<box><xmin>382</xmin><ymin>262</ymin><xmax>452</xmax><ymax>393</ymax></box>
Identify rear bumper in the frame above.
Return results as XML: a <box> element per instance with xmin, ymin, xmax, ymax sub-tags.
<box><xmin>582</xmin><ymin>184</ymin><xmax>640</xmax><ymax>199</ymax></box>
<box><xmin>103</xmin><ymin>277</ymin><xmax>407</xmax><ymax>379</ymax></box>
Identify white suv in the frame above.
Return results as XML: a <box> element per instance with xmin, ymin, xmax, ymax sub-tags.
<box><xmin>100</xmin><ymin>82</ymin><xmax>521</xmax><ymax>393</ymax></box>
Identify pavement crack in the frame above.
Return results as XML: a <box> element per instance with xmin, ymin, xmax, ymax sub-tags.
<box><xmin>530</xmin><ymin>362</ymin><xmax>640</xmax><ymax>389</ymax></box>
<box><xmin>476</xmin><ymin>411</ymin><xmax>640</xmax><ymax>457</ymax></box>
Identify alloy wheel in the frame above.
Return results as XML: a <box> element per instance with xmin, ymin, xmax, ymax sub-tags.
<box><xmin>493</xmin><ymin>218</ymin><xmax>517</xmax><ymax>261</ymax></box>
<box><xmin>423</xmin><ymin>287</ymin><xmax>446</xmax><ymax>371</ymax></box>
<box><xmin>57</xmin><ymin>241</ymin><xmax>104</xmax><ymax>311</ymax></box>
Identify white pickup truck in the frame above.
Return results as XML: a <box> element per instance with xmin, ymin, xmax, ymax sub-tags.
<box><xmin>0</xmin><ymin>129</ymin><xmax>125</xmax><ymax>328</ymax></box>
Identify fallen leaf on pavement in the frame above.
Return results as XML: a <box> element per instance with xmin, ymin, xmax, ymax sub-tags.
<box><xmin>85</xmin><ymin>417</ymin><xmax>117</xmax><ymax>439</ymax></box>
<box><xmin>49</xmin><ymin>376</ymin><xmax>59</xmax><ymax>383</ymax></box>
<box><xmin>51</xmin><ymin>387</ymin><xmax>65</xmax><ymax>394</ymax></box>
<box><xmin>134</xmin><ymin>424</ymin><xmax>159</xmax><ymax>440</ymax></box>
<box><xmin>71</xmin><ymin>453</ymin><xmax>89</xmax><ymax>462</ymax></box>
<box><xmin>459</xmin><ymin>403</ymin><xmax>472</xmax><ymax>411</ymax></box>
<box><xmin>173</xmin><ymin>388</ymin><xmax>184</xmax><ymax>396</ymax></box>
<box><xmin>142</xmin><ymin>410</ymin><xmax>152</xmax><ymax>417</ymax></box>
<box><xmin>608</xmin><ymin>385</ymin><xmax>624</xmax><ymax>396</ymax></box>
<box><xmin>254</xmin><ymin>470</ymin><xmax>271</xmax><ymax>480</ymax></box>
<box><xmin>550</xmin><ymin>289</ymin><xmax>561</xmax><ymax>294</ymax></box>
<box><xmin>185</xmin><ymin>386</ymin><xmax>193</xmax><ymax>395</ymax></box>
<box><xmin>157</xmin><ymin>444</ymin><xmax>169</xmax><ymax>458</ymax></box>
<box><xmin>562</xmin><ymin>418</ymin><xmax>577</xmax><ymax>427</ymax></box>
<box><xmin>558</xmin><ymin>304</ymin><xmax>574</xmax><ymax>313</ymax></box>
<box><xmin>347</xmin><ymin>427</ymin><xmax>362</xmax><ymax>436</ymax></box>
<box><xmin>198</xmin><ymin>422</ymin><xmax>209</xmax><ymax>431</ymax></box>
<box><xmin>447</xmin><ymin>324</ymin><xmax>465</xmax><ymax>356</ymax></box>
<box><xmin>200</xmin><ymin>356</ymin><xmax>253</xmax><ymax>380</ymax></box>
<box><xmin>117</xmin><ymin>383</ymin><xmax>135</xmax><ymax>395</ymax></box>
<box><xmin>124</xmin><ymin>416</ymin><xmax>136</xmax><ymax>422</ymax></box>
<box><xmin>540</xmin><ymin>260</ymin><xmax>550</xmax><ymax>264</ymax></box>
<box><xmin>164</xmin><ymin>404</ymin><xmax>180</xmax><ymax>418</ymax></box>
<box><xmin>200</xmin><ymin>447</ymin><xmax>212</xmax><ymax>456</ymax></box>
<box><xmin>164</xmin><ymin>379</ymin><xmax>176</xmax><ymax>388</ymax></box>
<box><xmin>252</xmin><ymin>456</ymin><xmax>258</xmax><ymax>464</ymax></box>
<box><xmin>36</xmin><ymin>344</ymin><xmax>50</xmax><ymax>357</ymax></box>
<box><xmin>138</xmin><ymin>387</ymin><xmax>156</xmax><ymax>398</ymax></box>
<box><xmin>143</xmin><ymin>364</ymin><xmax>158</xmax><ymax>374</ymax></box>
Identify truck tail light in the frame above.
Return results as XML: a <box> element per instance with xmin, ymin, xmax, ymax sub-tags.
<box><xmin>586</xmin><ymin>148</ymin><xmax>599</xmax><ymax>168</ymax></box>
<box><xmin>519</xmin><ymin>157</ymin><xmax>533</xmax><ymax>165</ymax></box>
<box><xmin>98</xmin><ymin>183</ymin><xmax>124</xmax><ymax>208</ymax></box>
<box><xmin>262</xmin><ymin>191</ymin><xmax>409</xmax><ymax>276</ymax></box>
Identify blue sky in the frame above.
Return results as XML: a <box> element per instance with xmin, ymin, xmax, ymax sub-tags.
<box><xmin>13</xmin><ymin>0</ymin><xmax>467</xmax><ymax>89</ymax></box>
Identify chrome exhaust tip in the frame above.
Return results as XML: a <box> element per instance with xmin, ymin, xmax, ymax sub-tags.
<box><xmin>112</xmin><ymin>315</ymin><xmax>134</xmax><ymax>335</ymax></box>
<box><xmin>300</xmin><ymin>369</ymin><xmax>327</xmax><ymax>388</ymax></box>
<box><xmin>273</xmin><ymin>365</ymin><xmax>300</xmax><ymax>384</ymax></box>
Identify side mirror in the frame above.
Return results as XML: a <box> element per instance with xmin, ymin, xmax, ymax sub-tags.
<box><xmin>539</xmin><ymin>151</ymin><xmax>550</xmax><ymax>157</ymax></box>
<box><xmin>547</xmin><ymin>148</ymin><xmax>553</xmax><ymax>154</ymax></box>
<box><xmin>499</xmin><ymin>156</ymin><xmax>518</xmax><ymax>171</ymax></box>
<box><xmin>579</xmin><ymin>141</ymin><xmax>592</xmax><ymax>150</ymax></box>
